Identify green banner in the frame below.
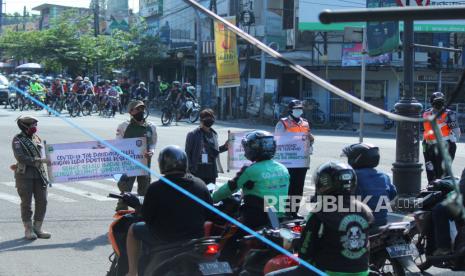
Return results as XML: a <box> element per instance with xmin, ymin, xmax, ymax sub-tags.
<box><xmin>366</xmin><ymin>0</ymin><xmax>400</xmax><ymax>57</ymax></box>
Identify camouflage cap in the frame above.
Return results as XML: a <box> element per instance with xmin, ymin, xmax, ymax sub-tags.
<box><xmin>128</xmin><ymin>100</ymin><xmax>145</xmax><ymax>112</ymax></box>
<box><xmin>17</xmin><ymin>115</ymin><xmax>38</xmax><ymax>125</ymax></box>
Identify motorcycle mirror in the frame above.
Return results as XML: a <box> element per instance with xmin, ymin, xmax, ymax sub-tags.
<box><xmin>267</xmin><ymin>206</ymin><xmax>280</xmax><ymax>230</ymax></box>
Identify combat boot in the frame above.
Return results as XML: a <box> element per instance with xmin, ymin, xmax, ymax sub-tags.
<box><xmin>24</xmin><ymin>221</ymin><xmax>37</xmax><ymax>240</ymax></box>
<box><xmin>33</xmin><ymin>221</ymin><xmax>51</xmax><ymax>239</ymax></box>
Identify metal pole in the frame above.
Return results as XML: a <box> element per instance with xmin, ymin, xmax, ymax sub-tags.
<box><xmin>359</xmin><ymin>27</ymin><xmax>367</xmax><ymax>143</ymax></box>
<box><xmin>195</xmin><ymin>11</ymin><xmax>202</xmax><ymax>105</ymax></box>
<box><xmin>392</xmin><ymin>4</ymin><xmax>423</xmax><ymax>198</ymax></box>
<box><xmin>0</xmin><ymin>0</ymin><xmax>4</xmax><ymax>35</ymax></box>
<box><xmin>259</xmin><ymin>0</ymin><xmax>267</xmax><ymax>118</ymax></box>
<box><xmin>438</xmin><ymin>69</ymin><xmax>442</xmax><ymax>91</ymax></box>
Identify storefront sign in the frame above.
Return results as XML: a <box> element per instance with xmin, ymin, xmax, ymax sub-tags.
<box><xmin>45</xmin><ymin>138</ymin><xmax>148</xmax><ymax>183</ymax></box>
<box><xmin>227</xmin><ymin>132</ymin><xmax>311</xmax><ymax>170</ymax></box>
<box><xmin>214</xmin><ymin>17</ymin><xmax>240</xmax><ymax>88</ymax></box>
<box><xmin>342</xmin><ymin>43</ymin><xmax>391</xmax><ymax>66</ymax></box>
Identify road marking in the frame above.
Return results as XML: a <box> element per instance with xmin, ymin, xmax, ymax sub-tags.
<box><xmin>0</xmin><ymin>182</ymin><xmax>77</xmax><ymax>203</ymax></box>
<box><xmin>79</xmin><ymin>181</ymin><xmax>119</xmax><ymax>193</ymax></box>
<box><xmin>52</xmin><ymin>184</ymin><xmax>115</xmax><ymax>201</ymax></box>
<box><xmin>0</xmin><ymin>193</ymin><xmax>20</xmax><ymax>205</ymax></box>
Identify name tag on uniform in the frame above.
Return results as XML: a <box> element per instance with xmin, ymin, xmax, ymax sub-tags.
<box><xmin>202</xmin><ymin>153</ymin><xmax>209</xmax><ymax>164</ymax></box>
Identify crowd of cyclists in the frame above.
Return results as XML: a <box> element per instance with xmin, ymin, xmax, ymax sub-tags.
<box><xmin>5</xmin><ymin>73</ymin><xmax>198</xmax><ymax>119</ymax></box>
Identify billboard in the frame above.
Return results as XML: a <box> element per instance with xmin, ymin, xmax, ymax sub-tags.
<box><xmin>342</xmin><ymin>43</ymin><xmax>391</xmax><ymax>67</ymax></box>
<box><xmin>298</xmin><ymin>0</ymin><xmax>465</xmax><ymax>32</ymax></box>
<box><xmin>140</xmin><ymin>0</ymin><xmax>163</xmax><ymax>17</ymax></box>
<box><xmin>105</xmin><ymin>0</ymin><xmax>129</xmax><ymax>33</ymax></box>
<box><xmin>366</xmin><ymin>0</ymin><xmax>400</xmax><ymax>56</ymax></box>
<box><xmin>214</xmin><ymin>17</ymin><xmax>240</xmax><ymax>88</ymax></box>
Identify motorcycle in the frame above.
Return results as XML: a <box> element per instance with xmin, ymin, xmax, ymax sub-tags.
<box><xmin>369</xmin><ymin>222</ymin><xmax>421</xmax><ymax>275</ymax></box>
<box><xmin>8</xmin><ymin>91</ymin><xmax>18</xmax><ymax>110</ymax></box>
<box><xmin>411</xmin><ymin>178</ymin><xmax>465</xmax><ymax>272</ymax></box>
<box><xmin>106</xmin><ymin>193</ymin><xmax>233</xmax><ymax>276</ymax></box>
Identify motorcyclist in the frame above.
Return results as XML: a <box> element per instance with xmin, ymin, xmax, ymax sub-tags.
<box><xmin>272</xmin><ymin>161</ymin><xmax>373</xmax><ymax>276</ymax></box>
<box><xmin>29</xmin><ymin>77</ymin><xmax>45</xmax><ymax>97</ymax></box>
<box><xmin>166</xmin><ymin>80</ymin><xmax>182</xmax><ymax>107</ymax></box>
<box><xmin>133</xmin><ymin>81</ymin><xmax>148</xmax><ymax>100</ymax></box>
<box><xmin>125</xmin><ymin>145</ymin><xmax>213</xmax><ymax>276</ymax></box>
<box><xmin>212</xmin><ymin>130</ymin><xmax>290</xmax><ymax>228</ymax></box>
<box><xmin>430</xmin><ymin>173</ymin><xmax>465</xmax><ymax>256</ymax></box>
<box><xmin>341</xmin><ymin>143</ymin><xmax>397</xmax><ymax>228</ymax></box>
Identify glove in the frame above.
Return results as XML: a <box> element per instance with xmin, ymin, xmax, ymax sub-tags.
<box><xmin>122</xmin><ymin>193</ymin><xmax>141</xmax><ymax>209</ymax></box>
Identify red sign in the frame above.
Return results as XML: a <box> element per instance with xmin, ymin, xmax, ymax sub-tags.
<box><xmin>396</xmin><ymin>0</ymin><xmax>430</xmax><ymax>6</ymax></box>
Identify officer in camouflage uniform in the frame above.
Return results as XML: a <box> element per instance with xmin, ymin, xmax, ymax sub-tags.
<box><xmin>12</xmin><ymin>116</ymin><xmax>51</xmax><ymax>240</ymax></box>
<box><xmin>115</xmin><ymin>100</ymin><xmax>158</xmax><ymax>211</ymax></box>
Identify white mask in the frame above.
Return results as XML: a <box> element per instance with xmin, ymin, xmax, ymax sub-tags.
<box><xmin>292</xmin><ymin>109</ymin><xmax>303</xmax><ymax>118</ymax></box>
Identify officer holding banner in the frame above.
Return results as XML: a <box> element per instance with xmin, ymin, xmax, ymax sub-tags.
<box><xmin>115</xmin><ymin>100</ymin><xmax>158</xmax><ymax>211</ymax></box>
<box><xmin>12</xmin><ymin>115</ymin><xmax>51</xmax><ymax>240</ymax></box>
<box><xmin>275</xmin><ymin>100</ymin><xmax>314</xmax><ymax>217</ymax></box>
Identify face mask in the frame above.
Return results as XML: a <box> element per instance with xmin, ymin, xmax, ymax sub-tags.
<box><xmin>202</xmin><ymin>118</ymin><xmax>215</xmax><ymax>128</ymax></box>
<box><xmin>133</xmin><ymin>112</ymin><xmax>145</xmax><ymax>122</ymax></box>
<box><xmin>27</xmin><ymin>127</ymin><xmax>37</xmax><ymax>136</ymax></box>
<box><xmin>432</xmin><ymin>102</ymin><xmax>444</xmax><ymax>110</ymax></box>
<box><xmin>292</xmin><ymin>109</ymin><xmax>303</xmax><ymax>118</ymax></box>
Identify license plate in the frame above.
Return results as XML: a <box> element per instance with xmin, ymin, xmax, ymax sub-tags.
<box><xmin>198</xmin><ymin>261</ymin><xmax>232</xmax><ymax>275</ymax></box>
<box><xmin>386</xmin><ymin>244</ymin><xmax>419</xmax><ymax>258</ymax></box>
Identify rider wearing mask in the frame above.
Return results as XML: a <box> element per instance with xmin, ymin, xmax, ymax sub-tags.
<box><xmin>12</xmin><ymin>116</ymin><xmax>51</xmax><ymax>240</ymax></box>
<box><xmin>212</xmin><ymin>130</ymin><xmax>290</xmax><ymax>228</ymax></box>
<box><xmin>126</xmin><ymin>145</ymin><xmax>213</xmax><ymax>276</ymax></box>
<box><xmin>273</xmin><ymin>161</ymin><xmax>373</xmax><ymax>276</ymax></box>
<box><xmin>341</xmin><ymin>143</ymin><xmax>397</xmax><ymax>228</ymax></box>
<box><xmin>275</xmin><ymin>99</ymin><xmax>315</xmax><ymax>217</ymax></box>
<box><xmin>185</xmin><ymin>109</ymin><xmax>228</xmax><ymax>184</ymax></box>
<box><xmin>133</xmin><ymin>81</ymin><xmax>148</xmax><ymax>100</ymax></box>
<box><xmin>115</xmin><ymin>100</ymin><xmax>157</xmax><ymax>211</ymax></box>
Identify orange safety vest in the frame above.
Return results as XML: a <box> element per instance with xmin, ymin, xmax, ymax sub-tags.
<box><xmin>423</xmin><ymin>110</ymin><xmax>451</xmax><ymax>142</ymax></box>
<box><xmin>280</xmin><ymin>117</ymin><xmax>310</xmax><ymax>133</ymax></box>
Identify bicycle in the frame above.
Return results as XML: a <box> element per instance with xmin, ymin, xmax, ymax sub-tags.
<box><xmin>66</xmin><ymin>93</ymin><xmax>81</xmax><ymax>117</ymax></box>
<box><xmin>101</xmin><ymin>95</ymin><xmax>118</xmax><ymax>118</ymax></box>
<box><xmin>161</xmin><ymin>100</ymin><xmax>176</xmax><ymax>126</ymax></box>
<box><xmin>81</xmin><ymin>94</ymin><xmax>98</xmax><ymax>116</ymax></box>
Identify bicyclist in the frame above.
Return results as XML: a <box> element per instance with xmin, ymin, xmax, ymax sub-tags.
<box><xmin>72</xmin><ymin>76</ymin><xmax>87</xmax><ymax>103</ymax></box>
<box><xmin>83</xmin><ymin>77</ymin><xmax>95</xmax><ymax>95</ymax></box>
<box><xmin>29</xmin><ymin>78</ymin><xmax>45</xmax><ymax>97</ymax></box>
<box><xmin>104</xmin><ymin>80</ymin><xmax>119</xmax><ymax>117</ymax></box>
<box><xmin>50</xmin><ymin>78</ymin><xmax>65</xmax><ymax>103</ymax></box>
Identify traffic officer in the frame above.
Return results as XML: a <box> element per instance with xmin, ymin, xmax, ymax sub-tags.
<box><xmin>12</xmin><ymin>116</ymin><xmax>51</xmax><ymax>240</ymax></box>
<box><xmin>275</xmin><ymin>100</ymin><xmax>314</xmax><ymax>217</ymax></box>
<box><xmin>422</xmin><ymin>92</ymin><xmax>461</xmax><ymax>182</ymax></box>
<box><xmin>115</xmin><ymin>100</ymin><xmax>158</xmax><ymax>211</ymax></box>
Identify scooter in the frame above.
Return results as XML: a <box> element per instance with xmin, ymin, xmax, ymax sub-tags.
<box><xmin>106</xmin><ymin>193</ymin><xmax>233</xmax><ymax>276</ymax></box>
<box><xmin>412</xmin><ymin>178</ymin><xmax>465</xmax><ymax>272</ymax></box>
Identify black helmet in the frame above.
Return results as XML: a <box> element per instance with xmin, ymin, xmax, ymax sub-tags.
<box><xmin>314</xmin><ymin>161</ymin><xmax>357</xmax><ymax>196</ymax></box>
<box><xmin>430</xmin><ymin>92</ymin><xmax>445</xmax><ymax>108</ymax></box>
<box><xmin>158</xmin><ymin>145</ymin><xmax>188</xmax><ymax>174</ymax></box>
<box><xmin>341</xmin><ymin>143</ymin><xmax>380</xmax><ymax>169</ymax></box>
<box><xmin>288</xmin><ymin>99</ymin><xmax>303</xmax><ymax>110</ymax></box>
<box><xmin>241</xmin><ymin>130</ymin><xmax>276</xmax><ymax>162</ymax></box>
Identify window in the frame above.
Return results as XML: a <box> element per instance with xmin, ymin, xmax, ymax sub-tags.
<box><xmin>353</xmin><ymin>81</ymin><xmax>386</xmax><ymax>110</ymax></box>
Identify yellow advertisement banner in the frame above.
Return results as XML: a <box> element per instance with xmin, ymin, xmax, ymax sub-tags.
<box><xmin>214</xmin><ymin>17</ymin><xmax>240</xmax><ymax>88</ymax></box>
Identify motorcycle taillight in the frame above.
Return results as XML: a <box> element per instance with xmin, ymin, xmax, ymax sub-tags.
<box><xmin>291</xmin><ymin>225</ymin><xmax>303</xmax><ymax>233</ymax></box>
<box><xmin>204</xmin><ymin>244</ymin><xmax>220</xmax><ymax>256</ymax></box>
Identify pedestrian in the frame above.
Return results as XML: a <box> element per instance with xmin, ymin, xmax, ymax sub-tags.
<box><xmin>422</xmin><ymin>91</ymin><xmax>461</xmax><ymax>182</ymax></box>
<box><xmin>115</xmin><ymin>100</ymin><xmax>157</xmax><ymax>211</ymax></box>
<box><xmin>275</xmin><ymin>99</ymin><xmax>314</xmax><ymax>217</ymax></box>
<box><xmin>185</xmin><ymin>108</ymin><xmax>228</xmax><ymax>184</ymax></box>
<box><xmin>11</xmin><ymin>116</ymin><xmax>51</xmax><ymax>240</ymax></box>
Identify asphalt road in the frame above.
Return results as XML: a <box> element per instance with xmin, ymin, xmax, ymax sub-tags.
<box><xmin>0</xmin><ymin>107</ymin><xmax>463</xmax><ymax>276</ymax></box>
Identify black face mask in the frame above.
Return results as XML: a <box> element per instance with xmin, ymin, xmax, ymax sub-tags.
<box><xmin>133</xmin><ymin>112</ymin><xmax>145</xmax><ymax>122</ymax></box>
<box><xmin>432</xmin><ymin>102</ymin><xmax>444</xmax><ymax>110</ymax></box>
<box><xmin>202</xmin><ymin>118</ymin><xmax>215</xmax><ymax>128</ymax></box>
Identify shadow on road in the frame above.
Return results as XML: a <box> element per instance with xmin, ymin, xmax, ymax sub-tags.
<box><xmin>0</xmin><ymin>233</ymin><xmax>108</xmax><ymax>253</ymax></box>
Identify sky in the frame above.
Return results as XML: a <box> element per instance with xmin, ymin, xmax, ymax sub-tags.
<box><xmin>3</xmin><ymin>0</ymin><xmax>139</xmax><ymax>15</ymax></box>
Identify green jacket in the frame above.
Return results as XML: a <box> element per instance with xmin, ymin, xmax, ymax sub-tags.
<box><xmin>212</xmin><ymin>159</ymin><xmax>290</xmax><ymax>217</ymax></box>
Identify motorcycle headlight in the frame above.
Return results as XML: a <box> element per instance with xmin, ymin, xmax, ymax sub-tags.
<box><xmin>186</xmin><ymin>101</ymin><xmax>193</xmax><ymax>109</ymax></box>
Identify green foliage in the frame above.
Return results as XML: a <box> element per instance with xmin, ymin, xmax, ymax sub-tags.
<box><xmin>0</xmin><ymin>12</ymin><xmax>162</xmax><ymax>76</ymax></box>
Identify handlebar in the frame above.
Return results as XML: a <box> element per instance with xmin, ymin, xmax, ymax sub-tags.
<box><xmin>108</xmin><ymin>193</ymin><xmax>123</xmax><ymax>199</ymax></box>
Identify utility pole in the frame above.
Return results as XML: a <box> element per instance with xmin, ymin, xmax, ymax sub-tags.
<box><xmin>359</xmin><ymin>27</ymin><xmax>367</xmax><ymax>143</ymax></box>
<box><xmin>23</xmin><ymin>6</ymin><xmax>26</xmax><ymax>31</ymax></box>
<box><xmin>0</xmin><ymin>0</ymin><xmax>4</xmax><ymax>35</ymax></box>
<box><xmin>93</xmin><ymin>0</ymin><xmax>101</xmax><ymax>83</ymax></box>
<box><xmin>195</xmin><ymin>10</ymin><xmax>202</xmax><ymax>106</ymax></box>
<box><xmin>259</xmin><ymin>0</ymin><xmax>267</xmax><ymax>118</ymax></box>
<box><xmin>392</xmin><ymin>0</ymin><xmax>423</xmax><ymax>198</ymax></box>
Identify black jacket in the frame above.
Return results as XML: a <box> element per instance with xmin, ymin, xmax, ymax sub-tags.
<box><xmin>185</xmin><ymin>127</ymin><xmax>227</xmax><ymax>180</ymax></box>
